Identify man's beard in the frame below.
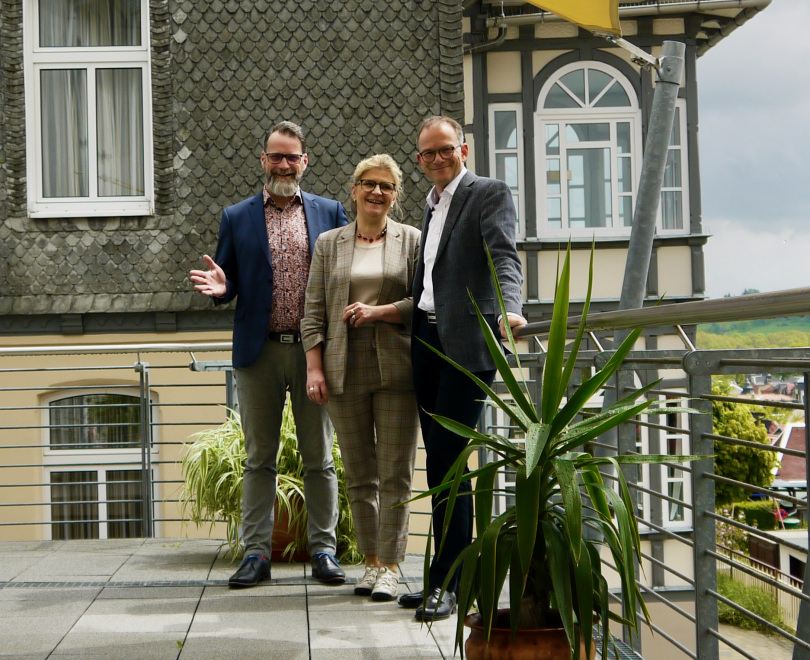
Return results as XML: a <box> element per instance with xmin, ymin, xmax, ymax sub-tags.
<box><xmin>267</xmin><ymin>170</ymin><xmax>300</xmax><ymax>198</ymax></box>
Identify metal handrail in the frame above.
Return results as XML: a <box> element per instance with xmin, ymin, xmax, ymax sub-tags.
<box><xmin>518</xmin><ymin>286</ymin><xmax>810</xmax><ymax>336</ymax></box>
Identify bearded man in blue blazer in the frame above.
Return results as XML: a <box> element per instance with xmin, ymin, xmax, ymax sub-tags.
<box><xmin>401</xmin><ymin>115</ymin><xmax>527</xmax><ymax>621</ymax></box>
<box><xmin>190</xmin><ymin>121</ymin><xmax>348</xmax><ymax>587</ymax></box>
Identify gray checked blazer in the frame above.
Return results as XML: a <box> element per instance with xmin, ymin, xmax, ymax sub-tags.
<box><xmin>301</xmin><ymin>219</ymin><xmax>421</xmax><ymax>395</ymax></box>
<box><xmin>412</xmin><ymin>170</ymin><xmax>524</xmax><ymax>373</ymax></box>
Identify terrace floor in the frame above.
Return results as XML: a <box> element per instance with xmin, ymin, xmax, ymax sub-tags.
<box><xmin>0</xmin><ymin>538</ymin><xmax>796</xmax><ymax>659</ymax></box>
<box><xmin>0</xmin><ymin>538</ymin><xmax>455</xmax><ymax>659</ymax></box>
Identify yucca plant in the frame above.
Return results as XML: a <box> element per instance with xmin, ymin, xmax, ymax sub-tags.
<box><xmin>180</xmin><ymin>397</ymin><xmax>362</xmax><ymax>564</ymax></box>
<box><xmin>413</xmin><ymin>245</ymin><xmax>699</xmax><ymax>659</ymax></box>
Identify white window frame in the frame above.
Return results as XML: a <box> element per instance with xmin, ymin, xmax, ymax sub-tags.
<box><xmin>659</xmin><ymin>394</ymin><xmax>693</xmax><ymax>531</ymax></box>
<box><xmin>41</xmin><ymin>387</ymin><xmax>160</xmax><ymax>539</ymax></box>
<box><xmin>23</xmin><ymin>0</ymin><xmax>154</xmax><ymax>218</ymax></box>
<box><xmin>658</xmin><ymin>99</ymin><xmax>690</xmax><ymax>235</ymax></box>
<box><xmin>534</xmin><ymin>61</ymin><xmax>642</xmax><ymax>239</ymax></box>
<box><xmin>488</xmin><ymin>103</ymin><xmax>526</xmax><ymax>240</ymax></box>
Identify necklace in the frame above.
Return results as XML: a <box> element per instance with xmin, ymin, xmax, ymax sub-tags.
<box><xmin>356</xmin><ymin>225</ymin><xmax>387</xmax><ymax>243</ymax></box>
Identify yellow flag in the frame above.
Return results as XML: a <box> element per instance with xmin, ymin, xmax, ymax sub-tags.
<box><xmin>524</xmin><ymin>0</ymin><xmax>621</xmax><ymax>37</ymax></box>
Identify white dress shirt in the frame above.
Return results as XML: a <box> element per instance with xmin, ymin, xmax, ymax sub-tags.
<box><xmin>418</xmin><ymin>167</ymin><xmax>468</xmax><ymax>313</ymax></box>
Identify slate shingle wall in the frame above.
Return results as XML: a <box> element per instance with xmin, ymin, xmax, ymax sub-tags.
<box><xmin>0</xmin><ymin>0</ymin><xmax>462</xmax><ymax>322</ymax></box>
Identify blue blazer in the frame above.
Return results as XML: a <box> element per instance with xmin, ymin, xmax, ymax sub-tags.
<box><xmin>213</xmin><ymin>190</ymin><xmax>348</xmax><ymax>369</ymax></box>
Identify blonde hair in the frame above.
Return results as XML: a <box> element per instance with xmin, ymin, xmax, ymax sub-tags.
<box><xmin>351</xmin><ymin>154</ymin><xmax>403</xmax><ymax>219</ymax></box>
<box><xmin>352</xmin><ymin>153</ymin><xmax>403</xmax><ymax>189</ymax></box>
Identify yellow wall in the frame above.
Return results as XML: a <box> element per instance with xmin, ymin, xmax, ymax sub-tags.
<box><xmin>536</xmin><ymin>248</ymin><xmax>629</xmax><ymax>302</ymax></box>
<box><xmin>657</xmin><ymin>246</ymin><xmax>694</xmax><ymax>298</ymax></box>
<box><xmin>0</xmin><ymin>330</ymin><xmax>434</xmax><ymax>556</ymax></box>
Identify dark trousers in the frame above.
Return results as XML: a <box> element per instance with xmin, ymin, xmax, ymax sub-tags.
<box><xmin>411</xmin><ymin>311</ymin><xmax>495</xmax><ymax>594</ymax></box>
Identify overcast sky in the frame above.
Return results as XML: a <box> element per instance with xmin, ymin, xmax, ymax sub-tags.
<box><xmin>697</xmin><ymin>0</ymin><xmax>810</xmax><ymax>298</ymax></box>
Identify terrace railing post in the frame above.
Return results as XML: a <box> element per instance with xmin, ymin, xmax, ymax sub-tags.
<box><xmin>226</xmin><ymin>368</ymin><xmax>238</xmax><ymax>413</ymax></box>
<box><xmin>135</xmin><ymin>361</ymin><xmax>155</xmax><ymax>538</ymax></box>
<box><xmin>793</xmin><ymin>372</ymin><xmax>810</xmax><ymax>660</ymax></box>
<box><xmin>688</xmin><ymin>369</ymin><xmax>718</xmax><ymax>660</ymax></box>
<box><xmin>617</xmin><ymin>367</ymin><xmax>643</xmax><ymax>652</ymax></box>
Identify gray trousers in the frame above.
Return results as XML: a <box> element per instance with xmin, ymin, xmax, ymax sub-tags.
<box><xmin>236</xmin><ymin>339</ymin><xmax>338</xmax><ymax>559</ymax></box>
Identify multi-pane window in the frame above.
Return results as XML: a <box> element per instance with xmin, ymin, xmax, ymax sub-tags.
<box><xmin>50</xmin><ymin>469</ymin><xmax>145</xmax><ymax>539</ymax></box>
<box><xmin>49</xmin><ymin>393</ymin><xmax>141</xmax><ymax>450</ymax></box>
<box><xmin>43</xmin><ymin>390</ymin><xmax>155</xmax><ymax>540</ymax></box>
<box><xmin>488</xmin><ymin>104</ymin><xmax>525</xmax><ymax>238</ymax></box>
<box><xmin>536</xmin><ymin>63</ymin><xmax>640</xmax><ymax>236</ymax></box>
<box><xmin>660</xmin><ymin>101</ymin><xmax>689</xmax><ymax>232</ymax></box>
<box><xmin>662</xmin><ymin>397</ymin><xmax>691</xmax><ymax>526</ymax></box>
<box><xmin>25</xmin><ymin>0</ymin><xmax>153</xmax><ymax>217</ymax></box>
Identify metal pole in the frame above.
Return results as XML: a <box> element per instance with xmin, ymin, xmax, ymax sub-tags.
<box><xmin>793</xmin><ymin>372</ymin><xmax>810</xmax><ymax>660</ymax></box>
<box><xmin>599</xmin><ymin>41</ymin><xmax>686</xmax><ymax>457</ymax></box>
<box><xmin>136</xmin><ymin>361</ymin><xmax>154</xmax><ymax>537</ymax></box>
<box><xmin>619</xmin><ymin>40</ymin><xmax>685</xmax><ymax>319</ymax></box>
<box><xmin>688</xmin><ymin>370</ymin><xmax>719</xmax><ymax>660</ymax></box>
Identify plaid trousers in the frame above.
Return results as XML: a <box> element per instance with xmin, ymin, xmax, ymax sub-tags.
<box><xmin>326</xmin><ymin>326</ymin><xmax>419</xmax><ymax>564</ymax></box>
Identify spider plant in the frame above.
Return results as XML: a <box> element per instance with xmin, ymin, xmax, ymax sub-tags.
<box><xmin>181</xmin><ymin>397</ymin><xmax>361</xmax><ymax>563</ymax></box>
<box><xmin>413</xmin><ymin>244</ymin><xmax>699</xmax><ymax>658</ymax></box>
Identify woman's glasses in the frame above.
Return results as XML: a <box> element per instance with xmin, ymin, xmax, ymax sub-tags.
<box><xmin>357</xmin><ymin>179</ymin><xmax>396</xmax><ymax>194</ymax></box>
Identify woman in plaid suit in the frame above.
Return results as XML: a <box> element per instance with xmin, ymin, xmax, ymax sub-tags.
<box><xmin>301</xmin><ymin>154</ymin><xmax>420</xmax><ymax>602</ymax></box>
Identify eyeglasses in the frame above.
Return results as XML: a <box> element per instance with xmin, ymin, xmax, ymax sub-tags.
<box><xmin>417</xmin><ymin>145</ymin><xmax>461</xmax><ymax>163</ymax></box>
<box><xmin>264</xmin><ymin>152</ymin><xmax>304</xmax><ymax>164</ymax></box>
<box><xmin>357</xmin><ymin>179</ymin><xmax>396</xmax><ymax>194</ymax></box>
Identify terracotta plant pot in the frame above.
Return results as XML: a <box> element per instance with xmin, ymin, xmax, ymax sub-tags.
<box><xmin>271</xmin><ymin>499</ymin><xmax>310</xmax><ymax>562</ymax></box>
<box><xmin>464</xmin><ymin>610</ymin><xmax>596</xmax><ymax>660</ymax></box>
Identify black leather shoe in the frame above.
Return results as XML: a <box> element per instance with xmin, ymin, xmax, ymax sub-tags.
<box><xmin>311</xmin><ymin>552</ymin><xmax>346</xmax><ymax>584</ymax></box>
<box><xmin>228</xmin><ymin>554</ymin><xmax>270</xmax><ymax>588</ymax></box>
<box><xmin>414</xmin><ymin>587</ymin><xmax>457</xmax><ymax>621</ymax></box>
<box><xmin>398</xmin><ymin>592</ymin><xmax>424</xmax><ymax>608</ymax></box>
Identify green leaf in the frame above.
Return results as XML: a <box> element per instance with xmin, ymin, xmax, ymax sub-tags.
<box><xmin>524</xmin><ymin>422</ymin><xmax>549</xmax><ymax>477</ymax></box>
<box><xmin>474</xmin><ymin>462</ymin><xmax>498</xmax><ymax>538</ymax></box>
<box><xmin>417</xmin><ymin>336</ymin><xmax>534</xmax><ymax>430</ymax></box>
<box><xmin>544</xmin><ymin>520</ymin><xmax>576</xmax><ymax>651</ymax></box>
<box><xmin>541</xmin><ymin>246</ymin><xmax>571</xmax><ymax>423</ymax></box>
<box><xmin>554</xmin><ymin>457</ymin><xmax>582</xmax><ymax>563</ymax></box>
<box><xmin>558</xmin><ymin>242</ymin><xmax>594</xmax><ymax>425</ymax></box>
<box><xmin>573</xmin><ymin>538</ymin><xmax>594</xmax><ymax>660</ymax></box>
<box><xmin>515</xmin><ymin>466</ymin><xmax>541</xmax><ymax>576</ymax></box>
<box><xmin>470</xmin><ymin>293</ymin><xmax>539</xmax><ymax>425</ymax></box>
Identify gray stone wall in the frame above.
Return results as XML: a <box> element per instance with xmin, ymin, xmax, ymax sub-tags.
<box><xmin>0</xmin><ymin>0</ymin><xmax>463</xmax><ymax>327</ymax></box>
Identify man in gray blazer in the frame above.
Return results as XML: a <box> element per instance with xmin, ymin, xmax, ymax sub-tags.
<box><xmin>402</xmin><ymin>115</ymin><xmax>526</xmax><ymax>621</ymax></box>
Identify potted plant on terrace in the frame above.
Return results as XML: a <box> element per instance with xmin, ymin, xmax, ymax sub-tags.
<box><xmin>181</xmin><ymin>397</ymin><xmax>361</xmax><ymax>564</ymax></box>
<box><xmin>414</xmin><ymin>246</ymin><xmax>698</xmax><ymax>659</ymax></box>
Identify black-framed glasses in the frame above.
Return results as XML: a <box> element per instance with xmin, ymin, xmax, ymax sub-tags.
<box><xmin>417</xmin><ymin>145</ymin><xmax>461</xmax><ymax>162</ymax></box>
<box><xmin>264</xmin><ymin>152</ymin><xmax>304</xmax><ymax>164</ymax></box>
<box><xmin>357</xmin><ymin>179</ymin><xmax>396</xmax><ymax>194</ymax></box>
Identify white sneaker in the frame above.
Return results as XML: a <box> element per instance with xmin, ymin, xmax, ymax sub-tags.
<box><xmin>354</xmin><ymin>565</ymin><xmax>379</xmax><ymax>596</ymax></box>
<box><xmin>371</xmin><ymin>567</ymin><xmax>400</xmax><ymax>601</ymax></box>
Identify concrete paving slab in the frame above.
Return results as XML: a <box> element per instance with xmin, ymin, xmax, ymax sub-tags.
<box><xmin>178</xmin><ymin>635</ymin><xmax>309</xmax><ymax>660</ymax></box>
<box><xmin>71</xmin><ymin>597</ymin><xmax>197</xmax><ymax>633</ymax></box>
<box><xmin>202</xmin><ymin>582</ymin><xmax>304</xmax><ymax>598</ymax></box>
<box><xmin>58</xmin><ymin>539</ymin><xmax>146</xmax><ymax>554</ymax></box>
<box><xmin>97</xmin><ymin>586</ymin><xmax>203</xmax><ymax>600</ymax></box>
<box><xmin>0</xmin><ymin>557</ymin><xmax>44</xmax><ymax>581</ymax></box>
<box><xmin>310</xmin><ymin>649</ymin><xmax>446</xmax><ymax>660</ymax></box>
<box><xmin>0</xmin><ymin>632</ymin><xmax>67</xmax><ymax>657</ymax></box>
<box><xmin>13</xmin><ymin>553</ymin><xmax>129</xmax><ymax>581</ymax></box>
<box><xmin>190</xmin><ymin>594</ymin><xmax>308</xmax><ymax>638</ymax></box>
<box><xmin>0</xmin><ymin>587</ymin><xmax>100</xmax><ymax>602</ymax></box>
<box><xmin>51</xmin><ymin>632</ymin><xmax>185</xmax><ymax>658</ymax></box>
<box><xmin>306</xmin><ymin>591</ymin><xmax>458</xmax><ymax>654</ymax></box>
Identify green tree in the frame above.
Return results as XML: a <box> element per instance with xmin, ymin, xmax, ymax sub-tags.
<box><xmin>712</xmin><ymin>380</ymin><xmax>778</xmax><ymax>505</ymax></box>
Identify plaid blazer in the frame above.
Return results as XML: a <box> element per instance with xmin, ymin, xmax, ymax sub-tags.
<box><xmin>301</xmin><ymin>219</ymin><xmax>421</xmax><ymax>395</ymax></box>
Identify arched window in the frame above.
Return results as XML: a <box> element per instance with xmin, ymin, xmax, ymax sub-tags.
<box><xmin>535</xmin><ymin>62</ymin><xmax>641</xmax><ymax>236</ymax></box>
<box><xmin>42</xmin><ymin>389</ymin><xmax>157</xmax><ymax>540</ymax></box>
